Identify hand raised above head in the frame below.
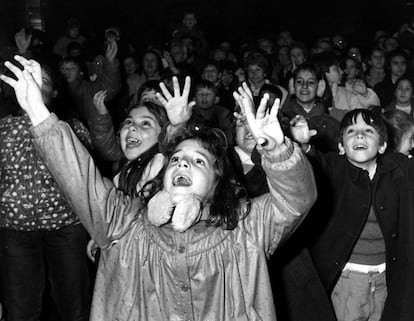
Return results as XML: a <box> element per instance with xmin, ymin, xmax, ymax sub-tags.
<box><xmin>93</xmin><ymin>90</ymin><xmax>108</xmax><ymax>115</ymax></box>
<box><xmin>156</xmin><ymin>76</ymin><xmax>195</xmax><ymax>126</ymax></box>
<box><xmin>0</xmin><ymin>55</ymin><xmax>50</xmax><ymax>125</ymax></box>
<box><xmin>15</xmin><ymin>28</ymin><xmax>32</xmax><ymax>54</ymax></box>
<box><xmin>290</xmin><ymin>114</ymin><xmax>317</xmax><ymax>145</ymax></box>
<box><xmin>233</xmin><ymin>82</ymin><xmax>284</xmax><ymax>151</ymax></box>
<box><xmin>105</xmin><ymin>39</ymin><xmax>118</xmax><ymax>62</ymax></box>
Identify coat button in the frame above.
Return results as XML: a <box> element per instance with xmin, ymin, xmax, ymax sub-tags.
<box><xmin>379</xmin><ymin>205</ymin><xmax>384</xmax><ymax>210</ymax></box>
<box><xmin>335</xmin><ymin>261</ymin><xmax>339</xmax><ymax>266</ymax></box>
<box><xmin>181</xmin><ymin>284</ymin><xmax>189</xmax><ymax>292</ymax></box>
<box><xmin>178</xmin><ymin>245</ymin><xmax>185</xmax><ymax>253</ymax></box>
<box><xmin>392</xmin><ymin>233</ymin><xmax>398</xmax><ymax>239</ymax></box>
<box><xmin>392</xmin><ymin>257</ymin><xmax>397</xmax><ymax>262</ymax></box>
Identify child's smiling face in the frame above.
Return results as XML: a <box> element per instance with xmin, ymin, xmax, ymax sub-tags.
<box><xmin>119</xmin><ymin>107</ymin><xmax>162</xmax><ymax>161</ymax></box>
<box><xmin>164</xmin><ymin>139</ymin><xmax>217</xmax><ymax>199</ymax></box>
<box><xmin>294</xmin><ymin>70</ymin><xmax>318</xmax><ymax>106</ymax></box>
<box><xmin>339</xmin><ymin>114</ymin><xmax>387</xmax><ymax>171</ymax></box>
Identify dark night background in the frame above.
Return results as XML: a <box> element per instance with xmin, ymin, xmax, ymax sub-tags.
<box><xmin>0</xmin><ymin>0</ymin><xmax>413</xmax><ymax>54</ymax></box>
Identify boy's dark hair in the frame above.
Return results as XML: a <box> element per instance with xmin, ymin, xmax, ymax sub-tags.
<box><xmin>311</xmin><ymin>52</ymin><xmax>340</xmax><ymax>74</ymax></box>
<box><xmin>140</xmin><ymin>125</ymin><xmax>248</xmax><ymax>230</ymax></box>
<box><xmin>293</xmin><ymin>62</ymin><xmax>324</xmax><ymax>82</ymax></box>
<box><xmin>194</xmin><ymin>79</ymin><xmax>218</xmax><ymax>96</ymax></box>
<box><xmin>339</xmin><ymin>109</ymin><xmax>388</xmax><ymax>145</ymax></box>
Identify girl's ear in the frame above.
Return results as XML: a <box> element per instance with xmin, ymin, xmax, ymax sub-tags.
<box><xmin>379</xmin><ymin>142</ymin><xmax>387</xmax><ymax>154</ymax></box>
<box><xmin>215</xmin><ymin>96</ymin><xmax>220</xmax><ymax>104</ymax></box>
<box><xmin>338</xmin><ymin>142</ymin><xmax>346</xmax><ymax>155</ymax></box>
<box><xmin>317</xmin><ymin>79</ymin><xmax>326</xmax><ymax>97</ymax></box>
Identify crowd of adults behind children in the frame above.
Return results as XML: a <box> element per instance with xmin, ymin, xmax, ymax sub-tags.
<box><xmin>2</xmin><ymin>9</ymin><xmax>414</xmax><ymax>321</ymax></box>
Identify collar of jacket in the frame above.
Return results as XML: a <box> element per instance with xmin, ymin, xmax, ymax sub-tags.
<box><xmin>346</xmin><ymin>153</ymin><xmax>400</xmax><ymax>183</ymax></box>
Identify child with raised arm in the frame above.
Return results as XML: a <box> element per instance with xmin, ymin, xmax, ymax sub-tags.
<box><xmin>291</xmin><ymin>109</ymin><xmax>414</xmax><ymax>321</ymax></box>
<box><xmin>1</xmin><ymin>55</ymin><xmax>316</xmax><ymax>321</ymax></box>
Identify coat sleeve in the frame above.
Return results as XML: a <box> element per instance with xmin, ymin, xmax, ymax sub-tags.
<box><xmin>30</xmin><ymin>114</ymin><xmax>141</xmax><ymax>248</ymax></box>
<box><xmin>88</xmin><ymin>112</ymin><xmax>123</xmax><ymax>162</ymax></box>
<box><xmin>241</xmin><ymin>138</ymin><xmax>317</xmax><ymax>257</ymax></box>
<box><xmin>100</xmin><ymin>58</ymin><xmax>122</xmax><ymax>100</ymax></box>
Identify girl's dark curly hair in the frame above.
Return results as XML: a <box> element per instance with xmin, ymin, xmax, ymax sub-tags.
<box><xmin>139</xmin><ymin>125</ymin><xmax>249</xmax><ymax>230</ymax></box>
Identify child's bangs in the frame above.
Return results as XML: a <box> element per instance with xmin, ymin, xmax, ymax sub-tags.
<box><xmin>340</xmin><ymin>109</ymin><xmax>388</xmax><ymax>143</ymax></box>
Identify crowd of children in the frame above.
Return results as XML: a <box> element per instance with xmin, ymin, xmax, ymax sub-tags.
<box><xmin>1</xmin><ymin>9</ymin><xmax>414</xmax><ymax>321</ymax></box>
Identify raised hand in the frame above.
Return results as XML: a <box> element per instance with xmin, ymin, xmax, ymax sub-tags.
<box><xmin>156</xmin><ymin>76</ymin><xmax>195</xmax><ymax>126</ymax></box>
<box><xmin>15</xmin><ymin>28</ymin><xmax>32</xmax><ymax>54</ymax></box>
<box><xmin>105</xmin><ymin>39</ymin><xmax>118</xmax><ymax>62</ymax></box>
<box><xmin>233</xmin><ymin>82</ymin><xmax>284</xmax><ymax>151</ymax></box>
<box><xmin>290</xmin><ymin>115</ymin><xmax>317</xmax><ymax>145</ymax></box>
<box><xmin>0</xmin><ymin>55</ymin><xmax>49</xmax><ymax>125</ymax></box>
<box><xmin>93</xmin><ymin>90</ymin><xmax>109</xmax><ymax>115</ymax></box>
<box><xmin>347</xmin><ymin>79</ymin><xmax>367</xmax><ymax>96</ymax></box>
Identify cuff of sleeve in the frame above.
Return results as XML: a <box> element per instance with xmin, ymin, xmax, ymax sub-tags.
<box><xmin>29</xmin><ymin>113</ymin><xmax>59</xmax><ymax>137</ymax></box>
<box><xmin>262</xmin><ymin>139</ymin><xmax>302</xmax><ymax>171</ymax></box>
<box><xmin>262</xmin><ymin>137</ymin><xmax>295</xmax><ymax>164</ymax></box>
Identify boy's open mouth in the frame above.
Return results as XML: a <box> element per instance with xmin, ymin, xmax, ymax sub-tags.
<box><xmin>353</xmin><ymin>144</ymin><xmax>368</xmax><ymax>150</ymax></box>
<box><xmin>173</xmin><ymin>175</ymin><xmax>192</xmax><ymax>186</ymax></box>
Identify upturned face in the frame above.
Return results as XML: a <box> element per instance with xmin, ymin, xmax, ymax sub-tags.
<box><xmin>163</xmin><ymin>139</ymin><xmax>217</xmax><ymax>199</ymax></box>
<box><xmin>339</xmin><ymin>114</ymin><xmax>386</xmax><ymax>171</ymax></box>
<box><xmin>119</xmin><ymin>107</ymin><xmax>161</xmax><ymax>161</ymax></box>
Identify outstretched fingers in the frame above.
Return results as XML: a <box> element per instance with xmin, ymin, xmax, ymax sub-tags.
<box><xmin>159</xmin><ymin>82</ymin><xmax>173</xmax><ymax>102</ymax></box>
<box><xmin>270</xmin><ymin>98</ymin><xmax>280</xmax><ymax>120</ymax></box>
<box><xmin>256</xmin><ymin>93</ymin><xmax>269</xmax><ymax>119</ymax></box>
<box><xmin>0</xmin><ymin>73</ymin><xmax>17</xmax><ymax>88</ymax></box>
<box><xmin>3</xmin><ymin>61</ymin><xmax>23</xmax><ymax>81</ymax></box>
<box><xmin>182</xmin><ymin>76</ymin><xmax>191</xmax><ymax>100</ymax></box>
<box><xmin>172</xmin><ymin>76</ymin><xmax>180</xmax><ymax>97</ymax></box>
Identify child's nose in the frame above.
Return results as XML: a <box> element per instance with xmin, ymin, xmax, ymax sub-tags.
<box><xmin>177</xmin><ymin>159</ymin><xmax>189</xmax><ymax>168</ymax></box>
<box><xmin>356</xmin><ymin>131</ymin><xmax>365</xmax><ymax>138</ymax></box>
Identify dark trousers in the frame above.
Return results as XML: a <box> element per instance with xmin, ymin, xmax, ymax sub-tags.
<box><xmin>0</xmin><ymin>224</ymin><xmax>90</xmax><ymax>321</ymax></box>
